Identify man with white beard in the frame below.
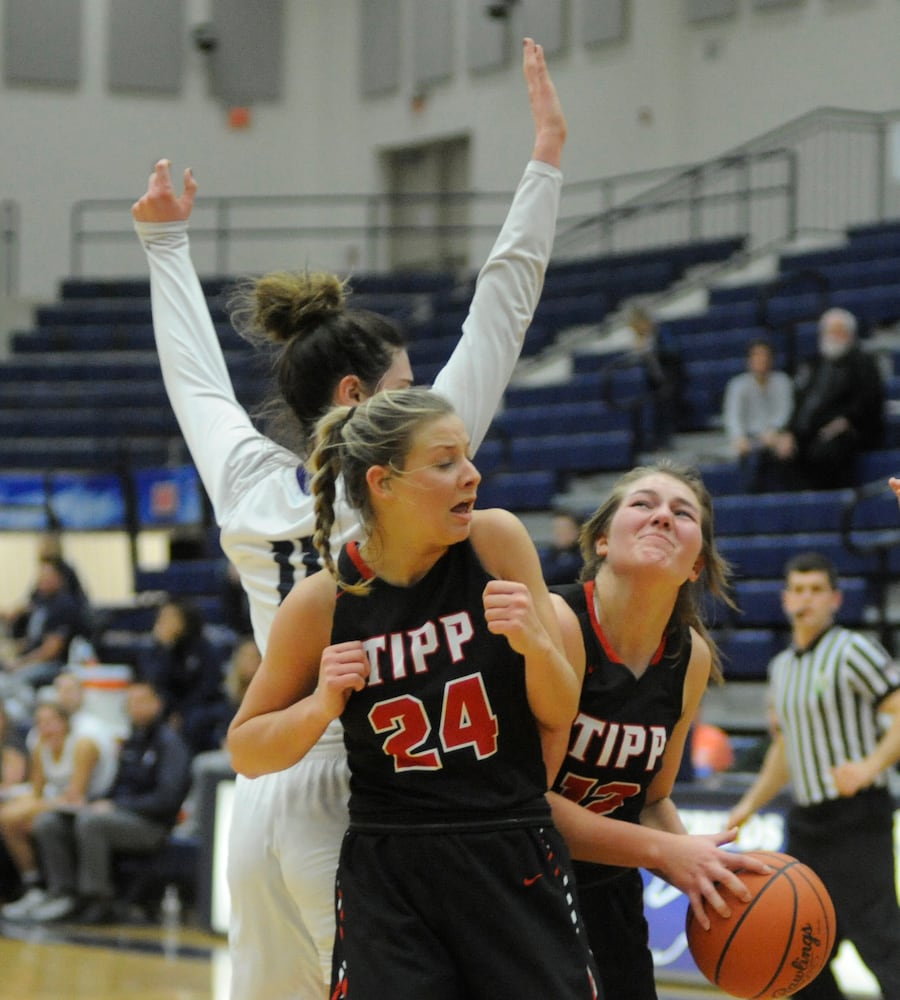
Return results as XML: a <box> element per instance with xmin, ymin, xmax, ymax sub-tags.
<box><xmin>771</xmin><ymin>307</ymin><xmax>885</xmax><ymax>488</ymax></box>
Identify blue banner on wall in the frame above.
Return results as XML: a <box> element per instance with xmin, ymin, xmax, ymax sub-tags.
<box><xmin>50</xmin><ymin>473</ymin><xmax>127</xmax><ymax>529</ymax></box>
<box><xmin>0</xmin><ymin>473</ymin><xmax>49</xmax><ymax>530</ymax></box>
<box><xmin>134</xmin><ymin>465</ymin><xmax>203</xmax><ymax>527</ymax></box>
<box><xmin>0</xmin><ymin>472</ymin><xmax>127</xmax><ymax>530</ymax></box>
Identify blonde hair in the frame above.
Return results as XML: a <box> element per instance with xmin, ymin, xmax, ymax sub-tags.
<box><xmin>307</xmin><ymin>388</ymin><xmax>457</xmax><ymax>593</ymax></box>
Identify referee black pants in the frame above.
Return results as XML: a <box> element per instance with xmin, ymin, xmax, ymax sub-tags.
<box><xmin>787</xmin><ymin>787</ymin><xmax>900</xmax><ymax>1000</ymax></box>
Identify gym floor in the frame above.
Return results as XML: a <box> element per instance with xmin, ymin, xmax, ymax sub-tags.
<box><xmin>0</xmin><ymin>914</ymin><xmax>730</xmax><ymax>1000</ymax></box>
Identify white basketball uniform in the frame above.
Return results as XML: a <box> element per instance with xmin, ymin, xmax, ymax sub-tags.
<box><xmin>134</xmin><ymin>158</ymin><xmax>562</xmax><ymax>1000</ymax></box>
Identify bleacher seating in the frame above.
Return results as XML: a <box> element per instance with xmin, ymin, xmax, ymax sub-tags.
<box><xmin>4</xmin><ymin>218</ymin><xmax>900</xmax><ymax>691</ymax></box>
<box><xmin>0</xmin><ymin>232</ymin><xmax>746</xmax><ymax>497</ymax></box>
<box><xmin>655</xmin><ymin>219</ymin><xmax>900</xmax><ymax>439</ymax></box>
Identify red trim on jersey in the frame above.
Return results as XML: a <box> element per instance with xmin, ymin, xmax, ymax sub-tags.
<box><xmin>583</xmin><ymin>579</ymin><xmax>665</xmax><ymax>665</ymax></box>
<box><xmin>346</xmin><ymin>540</ymin><xmax>376</xmax><ymax>580</ymax></box>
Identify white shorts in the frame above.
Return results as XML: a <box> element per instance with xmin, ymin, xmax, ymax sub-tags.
<box><xmin>227</xmin><ymin>725</ymin><xmax>350</xmax><ymax>1000</ymax></box>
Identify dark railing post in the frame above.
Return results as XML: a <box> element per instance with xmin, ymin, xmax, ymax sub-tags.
<box><xmin>70</xmin><ymin>202</ymin><xmax>83</xmax><ymax>278</ymax></box>
<box><xmin>600</xmin><ymin>178</ymin><xmax>614</xmax><ymax>254</ymax></box>
<box><xmin>739</xmin><ymin>154</ymin><xmax>751</xmax><ymax>237</ymax></box>
<box><xmin>215</xmin><ymin>199</ymin><xmax>229</xmax><ymax>276</ymax></box>
<box><xmin>785</xmin><ymin>150</ymin><xmax>799</xmax><ymax>243</ymax></box>
<box><xmin>0</xmin><ymin>200</ymin><xmax>18</xmax><ymax>296</ymax></box>
<box><xmin>875</xmin><ymin>117</ymin><xmax>888</xmax><ymax>222</ymax></box>
<box><xmin>366</xmin><ymin>194</ymin><xmax>380</xmax><ymax>273</ymax></box>
<box><xmin>688</xmin><ymin>167</ymin><xmax>703</xmax><ymax>242</ymax></box>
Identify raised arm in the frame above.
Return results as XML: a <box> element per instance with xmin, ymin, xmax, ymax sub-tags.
<box><xmin>132</xmin><ymin>162</ymin><xmax>291</xmax><ymax>520</ymax></box>
<box><xmin>432</xmin><ymin>38</ymin><xmax>566</xmax><ymax>452</ymax></box>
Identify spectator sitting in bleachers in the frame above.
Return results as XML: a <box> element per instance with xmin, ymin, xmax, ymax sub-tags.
<box><xmin>135</xmin><ymin>599</ymin><xmax>232</xmax><ymax>757</ymax></box>
<box><xmin>2</xmin><ymin>533</ymin><xmax>89</xmax><ymax>637</ymax></box>
<box><xmin>539</xmin><ymin>508</ymin><xmax>584</xmax><ymax>586</ymax></box>
<box><xmin>624</xmin><ymin>305</ymin><xmax>682</xmax><ymax>450</ymax></box>
<box><xmin>721</xmin><ymin>337</ymin><xmax>793</xmax><ymax>492</ymax></box>
<box><xmin>0</xmin><ymin>697</ymin><xmax>118</xmax><ymax>920</ymax></box>
<box><xmin>1</xmin><ymin>554</ymin><xmax>93</xmax><ymax>693</ymax></box>
<box><xmin>25</xmin><ymin>680</ymin><xmax>192</xmax><ymax>925</ymax></box>
<box><xmin>771</xmin><ymin>307</ymin><xmax>885</xmax><ymax>489</ymax></box>
<box><xmin>27</xmin><ymin>670</ymin><xmax>127</xmax><ymax>751</ymax></box>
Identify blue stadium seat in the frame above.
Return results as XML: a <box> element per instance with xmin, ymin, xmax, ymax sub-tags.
<box><xmin>473</xmin><ymin>437</ymin><xmax>505</xmax><ymax>476</ymax></box>
<box><xmin>733</xmin><ymin>576</ymin><xmax>872</xmax><ymax>627</ymax></box>
<box><xmin>854</xmin><ymin>448</ymin><xmax>900</xmax><ymax>485</ymax></box>
<box><xmin>533</xmin><ymin>291</ymin><xmax>609</xmax><ymax>333</ymax></box>
<box><xmin>0</xmin><ymin>437</ymin><xmax>172</xmax><ymax>471</ymax></box>
<box><xmin>505</xmin><ymin>372</ymin><xmax>603</xmax><ymax>408</ymax></box>
<box><xmin>492</xmin><ymin>401</ymin><xmax>630</xmax><ymax>438</ymax></box>
<box><xmin>696</xmin><ymin>462</ymin><xmax>743</xmax><ymax>496</ymax></box>
<box><xmin>831</xmin><ymin>284</ymin><xmax>900</xmax><ymax>326</ymax></box>
<box><xmin>712</xmin><ymin>490</ymin><xmax>852</xmax><ymax>535</ymax></box>
<box><xmin>348</xmin><ymin>270</ymin><xmax>456</xmax><ymax>295</ymax></box>
<box><xmin>718</xmin><ymin>533</ymin><xmax>881</xmax><ymax>579</ymax></box>
<box><xmin>134</xmin><ymin>560</ymin><xmax>224</xmax><ymax>597</ymax></box>
<box><xmin>675</xmin><ymin>326</ymin><xmax>771</xmax><ymax>363</ymax></box>
<box><xmin>476</xmin><ymin>470</ymin><xmax>557</xmax><ymax>511</ymax></box>
<box><xmin>509</xmin><ymin>431</ymin><xmax>634</xmax><ymax>474</ymax></box>
<box><xmin>714</xmin><ymin>628</ymin><xmax>784</xmax><ymax>679</ymax></box>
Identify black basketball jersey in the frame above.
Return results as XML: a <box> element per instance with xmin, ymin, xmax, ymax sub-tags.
<box><xmin>332</xmin><ymin>540</ymin><xmax>550</xmax><ymax>827</ymax></box>
<box><xmin>552</xmin><ymin>580</ymin><xmax>692</xmax><ymax>884</ymax></box>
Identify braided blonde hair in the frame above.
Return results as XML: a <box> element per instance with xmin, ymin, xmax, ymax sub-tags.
<box><xmin>307</xmin><ymin>388</ymin><xmax>456</xmax><ymax>593</ymax></box>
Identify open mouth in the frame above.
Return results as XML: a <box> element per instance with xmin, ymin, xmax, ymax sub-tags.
<box><xmin>452</xmin><ymin>499</ymin><xmax>475</xmax><ymax>515</ymax></box>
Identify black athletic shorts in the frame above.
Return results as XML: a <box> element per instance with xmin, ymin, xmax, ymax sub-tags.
<box><xmin>330</xmin><ymin>821</ymin><xmax>601</xmax><ymax>1000</ymax></box>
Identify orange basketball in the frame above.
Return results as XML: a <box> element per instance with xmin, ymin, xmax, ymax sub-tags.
<box><xmin>685</xmin><ymin>851</ymin><xmax>836</xmax><ymax>999</ymax></box>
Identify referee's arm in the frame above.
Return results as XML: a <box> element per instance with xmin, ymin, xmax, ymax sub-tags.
<box><xmin>832</xmin><ymin>688</ymin><xmax>900</xmax><ymax>797</ymax></box>
<box><xmin>727</xmin><ymin>732</ymin><xmax>790</xmax><ymax>828</ymax></box>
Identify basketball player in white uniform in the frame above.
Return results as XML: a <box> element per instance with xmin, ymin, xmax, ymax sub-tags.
<box><xmin>132</xmin><ymin>38</ymin><xmax>566</xmax><ymax>1000</ymax></box>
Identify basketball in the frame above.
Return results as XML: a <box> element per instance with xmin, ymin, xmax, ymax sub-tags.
<box><xmin>685</xmin><ymin>851</ymin><xmax>836</xmax><ymax>999</ymax></box>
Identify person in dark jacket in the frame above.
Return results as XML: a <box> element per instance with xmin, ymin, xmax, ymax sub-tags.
<box><xmin>136</xmin><ymin>599</ymin><xmax>230</xmax><ymax>756</ymax></box>
<box><xmin>2</xmin><ymin>554</ymin><xmax>91</xmax><ymax>690</ymax></box>
<box><xmin>26</xmin><ymin>680</ymin><xmax>192</xmax><ymax>924</ymax></box>
<box><xmin>772</xmin><ymin>308</ymin><xmax>885</xmax><ymax>489</ymax></box>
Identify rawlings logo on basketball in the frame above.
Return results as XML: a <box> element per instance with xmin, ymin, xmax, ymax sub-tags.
<box><xmin>686</xmin><ymin>851</ymin><xmax>836</xmax><ymax>999</ymax></box>
<box><xmin>774</xmin><ymin>923</ymin><xmax>825</xmax><ymax>998</ymax></box>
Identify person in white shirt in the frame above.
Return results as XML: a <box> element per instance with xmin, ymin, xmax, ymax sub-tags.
<box><xmin>132</xmin><ymin>38</ymin><xmax>567</xmax><ymax>1000</ymax></box>
<box><xmin>0</xmin><ymin>697</ymin><xmax>116</xmax><ymax>920</ymax></box>
<box><xmin>721</xmin><ymin>337</ymin><xmax>793</xmax><ymax>492</ymax></box>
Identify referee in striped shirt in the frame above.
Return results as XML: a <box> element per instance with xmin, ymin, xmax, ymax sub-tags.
<box><xmin>729</xmin><ymin>549</ymin><xmax>900</xmax><ymax>1000</ymax></box>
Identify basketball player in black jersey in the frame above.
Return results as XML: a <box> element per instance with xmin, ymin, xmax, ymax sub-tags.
<box><xmin>229</xmin><ymin>388</ymin><xmax>599</xmax><ymax>1000</ymax></box>
<box><xmin>546</xmin><ymin>462</ymin><xmax>769</xmax><ymax>1000</ymax></box>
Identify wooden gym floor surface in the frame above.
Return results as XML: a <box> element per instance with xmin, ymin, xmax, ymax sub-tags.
<box><xmin>0</xmin><ymin>913</ymin><xmax>732</xmax><ymax>1000</ymax></box>
<box><xmin>0</xmin><ymin>916</ymin><xmax>230</xmax><ymax>1000</ymax></box>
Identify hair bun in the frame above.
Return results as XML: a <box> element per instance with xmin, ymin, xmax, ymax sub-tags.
<box><xmin>231</xmin><ymin>270</ymin><xmax>348</xmax><ymax>345</ymax></box>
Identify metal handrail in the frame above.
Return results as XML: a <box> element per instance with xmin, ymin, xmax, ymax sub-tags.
<box><xmin>67</xmin><ymin>105</ymin><xmax>900</xmax><ymax>287</ymax></box>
